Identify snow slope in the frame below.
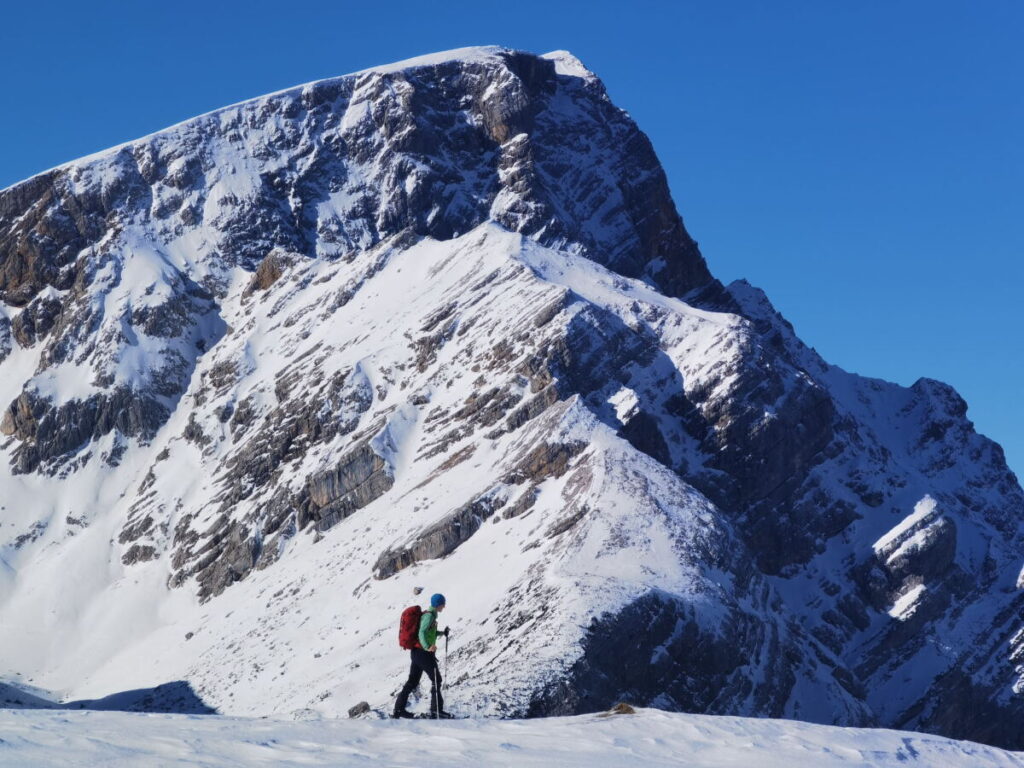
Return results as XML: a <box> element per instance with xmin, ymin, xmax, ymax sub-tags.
<box><xmin>0</xmin><ymin>708</ymin><xmax>1021</xmax><ymax>768</ymax></box>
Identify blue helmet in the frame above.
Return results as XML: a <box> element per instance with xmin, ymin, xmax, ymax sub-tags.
<box><xmin>430</xmin><ymin>593</ymin><xmax>446</xmax><ymax>608</ymax></box>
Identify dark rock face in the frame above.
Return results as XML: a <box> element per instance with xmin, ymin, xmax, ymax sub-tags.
<box><xmin>0</xmin><ymin>316</ymin><xmax>11</xmax><ymax>363</ymax></box>
<box><xmin>306</xmin><ymin>440</ymin><xmax>394</xmax><ymax>530</ymax></box>
<box><xmin>213</xmin><ymin>364</ymin><xmax>374</xmax><ymax>508</ymax></box>
<box><xmin>170</xmin><ymin>512</ymin><xmax>266</xmax><ymax>602</ymax></box>
<box><xmin>0</xmin><ymin>170</ymin><xmax>97</xmax><ymax>307</ymax></box>
<box><xmin>244</xmin><ymin>252</ymin><xmax>287</xmax><ymax>295</ymax></box>
<box><xmin>1</xmin><ymin>388</ymin><xmax>169</xmax><ymax>474</ymax></box>
<box><xmin>192</xmin><ymin>520</ymin><xmax>260</xmax><ymax>601</ymax></box>
<box><xmin>121</xmin><ymin>543</ymin><xmax>158</xmax><ymax>565</ymax></box>
<box><xmin>914</xmin><ymin>595</ymin><xmax>1024</xmax><ymax>748</ymax></box>
<box><xmin>11</xmin><ymin>294</ymin><xmax>62</xmax><ymax>347</ymax></box>
<box><xmin>528</xmin><ymin>591</ymin><xmax>799</xmax><ymax>718</ymax></box>
<box><xmin>502</xmin><ymin>441</ymin><xmax>586</xmax><ymax>486</ymax></box>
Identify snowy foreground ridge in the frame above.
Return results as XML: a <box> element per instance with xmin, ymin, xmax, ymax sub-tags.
<box><xmin>1</xmin><ymin>708</ymin><xmax>1022</xmax><ymax>768</ymax></box>
<box><xmin>0</xmin><ymin>44</ymin><xmax>1023</xmax><ymax>752</ymax></box>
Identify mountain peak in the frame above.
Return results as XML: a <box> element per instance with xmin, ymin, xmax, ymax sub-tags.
<box><xmin>0</xmin><ymin>47</ymin><xmax>1021</xmax><ymax>752</ymax></box>
<box><xmin>0</xmin><ymin>46</ymin><xmax>712</xmax><ymax>309</ymax></box>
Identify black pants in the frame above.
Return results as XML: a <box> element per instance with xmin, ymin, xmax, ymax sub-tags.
<box><xmin>395</xmin><ymin>648</ymin><xmax>444</xmax><ymax>714</ymax></box>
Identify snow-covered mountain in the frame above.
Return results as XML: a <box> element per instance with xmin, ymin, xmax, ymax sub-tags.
<box><xmin>0</xmin><ymin>46</ymin><xmax>1021</xmax><ymax>749</ymax></box>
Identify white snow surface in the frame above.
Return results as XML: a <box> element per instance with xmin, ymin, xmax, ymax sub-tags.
<box><xmin>873</xmin><ymin>496</ymin><xmax>939</xmax><ymax>554</ymax></box>
<box><xmin>887</xmin><ymin>583</ymin><xmax>927</xmax><ymax>620</ymax></box>
<box><xmin>1</xmin><ymin>708</ymin><xmax>1021</xmax><ymax>768</ymax></box>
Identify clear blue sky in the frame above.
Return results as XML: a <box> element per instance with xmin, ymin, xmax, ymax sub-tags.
<box><xmin>2</xmin><ymin>1</ymin><xmax>1021</xmax><ymax>479</ymax></box>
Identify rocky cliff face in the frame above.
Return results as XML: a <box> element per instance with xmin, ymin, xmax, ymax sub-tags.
<box><xmin>0</xmin><ymin>47</ymin><xmax>1020</xmax><ymax>748</ymax></box>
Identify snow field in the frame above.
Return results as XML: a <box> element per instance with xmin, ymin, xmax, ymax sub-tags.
<box><xmin>0</xmin><ymin>708</ymin><xmax>1022</xmax><ymax>768</ymax></box>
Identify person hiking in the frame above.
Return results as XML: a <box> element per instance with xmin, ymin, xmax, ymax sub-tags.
<box><xmin>393</xmin><ymin>593</ymin><xmax>452</xmax><ymax>719</ymax></box>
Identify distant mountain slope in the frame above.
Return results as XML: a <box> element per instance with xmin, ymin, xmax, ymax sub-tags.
<box><xmin>0</xmin><ymin>47</ymin><xmax>1020</xmax><ymax>749</ymax></box>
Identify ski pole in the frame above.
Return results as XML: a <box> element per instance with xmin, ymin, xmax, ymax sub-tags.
<box><xmin>434</xmin><ymin>667</ymin><xmax>440</xmax><ymax>715</ymax></box>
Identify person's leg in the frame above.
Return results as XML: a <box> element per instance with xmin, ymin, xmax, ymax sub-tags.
<box><xmin>395</xmin><ymin>654</ymin><xmax>423</xmax><ymax>714</ymax></box>
<box><xmin>425</xmin><ymin>652</ymin><xmax>444</xmax><ymax>714</ymax></box>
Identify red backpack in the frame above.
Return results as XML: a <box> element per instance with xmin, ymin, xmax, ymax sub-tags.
<box><xmin>398</xmin><ymin>605</ymin><xmax>423</xmax><ymax>649</ymax></box>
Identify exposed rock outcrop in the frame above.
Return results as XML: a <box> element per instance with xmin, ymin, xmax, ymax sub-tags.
<box><xmin>0</xmin><ymin>316</ymin><xmax>11</xmax><ymax>363</ymax></box>
<box><xmin>2</xmin><ymin>388</ymin><xmax>168</xmax><ymax>474</ymax></box>
<box><xmin>305</xmin><ymin>440</ymin><xmax>394</xmax><ymax>530</ymax></box>
<box><xmin>373</xmin><ymin>490</ymin><xmax>508</xmax><ymax>580</ymax></box>
<box><xmin>11</xmin><ymin>294</ymin><xmax>62</xmax><ymax>347</ymax></box>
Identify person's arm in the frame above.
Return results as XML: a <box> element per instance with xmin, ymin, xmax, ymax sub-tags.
<box><xmin>418</xmin><ymin>610</ymin><xmax>434</xmax><ymax>650</ymax></box>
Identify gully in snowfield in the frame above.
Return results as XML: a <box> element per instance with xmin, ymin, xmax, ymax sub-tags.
<box><xmin>394</xmin><ymin>593</ymin><xmax>453</xmax><ymax>719</ymax></box>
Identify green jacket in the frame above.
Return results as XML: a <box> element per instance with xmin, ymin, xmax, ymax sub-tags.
<box><xmin>418</xmin><ymin>607</ymin><xmax>439</xmax><ymax>650</ymax></box>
